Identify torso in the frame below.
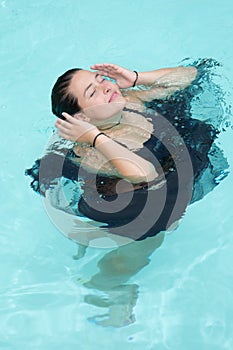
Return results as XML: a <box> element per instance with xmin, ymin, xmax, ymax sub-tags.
<box><xmin>72</xmin><ymin>101</ymin><xmax>154</xmax><ymax>176</ymax></box>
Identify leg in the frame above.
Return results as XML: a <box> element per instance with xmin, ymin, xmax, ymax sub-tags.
<box><xmin>83</xmin><ymin>232</ymin><xmax>165</xmax><ymax>327</ymax></box>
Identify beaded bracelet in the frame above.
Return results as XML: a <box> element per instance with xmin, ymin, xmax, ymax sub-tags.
<box><xmin>132</xmin><ymin>70</ymin><xmax>138</xmax><ymax>87</ymax></box>
<box><xmin>92</xmin><ymin>132</ymin><xmax>106</xmax><ymax>147</ymax></box>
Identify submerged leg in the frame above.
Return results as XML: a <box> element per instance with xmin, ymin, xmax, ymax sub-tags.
<box><xmin>83</xmin><ymin>232</ymin><xmax>164</xmax><ymax>327</ymax></box>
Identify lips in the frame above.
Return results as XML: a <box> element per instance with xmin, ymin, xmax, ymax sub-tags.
<box><xmin>109</xmin><ymin>92</ymin><xmax>118</xmax><ymax>103</ymax></box>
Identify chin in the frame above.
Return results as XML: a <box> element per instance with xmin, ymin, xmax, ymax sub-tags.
<box><xmin>83</xmin><ymin>100</ymin><xmax>126</xmax><ymax>121</ymax></box>
<box><xmin>108</xmin><ymin>101</ymin><xmax>126</xmax><ymax>114</ymax></box>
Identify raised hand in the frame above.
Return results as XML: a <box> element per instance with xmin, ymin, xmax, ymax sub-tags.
<box><xmin>90</xmin><ymin>63</ymin><xmax>137</xmax><ymax>89</ymax></box>
<box><xmin>55</xmin><ymin>112</ymin><xmax>98</xmax><ymax>143</ymax></box>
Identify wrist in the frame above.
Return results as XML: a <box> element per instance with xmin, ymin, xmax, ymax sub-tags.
<box><xmin>132</xmin><ymin>71</ymin><xmax>139</xmax><ymax>87</ymax></box>
<box><xmin>85</xmin><ymin>128</ymin><xmax>100</xmax><ymax>144</ymax></box>
<box><xmin>92</xmin><ymin>132</ymin><xmax>107</xmax><ymax>147</ymax></box>
<box><xmin>135</xmin><ymin>71</ymin><xmax>146</xmax><ymax>85</ymax></box>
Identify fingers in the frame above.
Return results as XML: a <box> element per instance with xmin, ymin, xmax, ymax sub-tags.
<box><xmin>55</xmin><ymin>118</ymin><xmax>72</xmax><ymax>130</ymax></box>
<box><xmin>55</xmin><ymin>122</ymin><xmax>73</xmax><ymax>138</ymax></box>
<box><xmin>62</xmin><ymin>112</ymin><xmax>73</xmax><ymax>120</ymax></box>
<box><xmin>55</xmin><ymin>122</ymin><xmax>71</xmax><ymax>133</ymax></box>
<box><xmin>90</xmin><ymin>63</ymin><xmax>119</xmax><ymax>73</ymax></box>
<box><xmin>90</xmin><ymin>64</ymin><xmax>119</xmax><ymax>81</ymax></box>
<box><xmin>57</xmin><ymin>130</ymin><xmax>71</xmax><ymax>140</ymax></box>
<box><xmin>55</xmin><ymin>112</ymin><xmax>80</xmax><ymax>128</ymax></box>
<box><xmin>55</xmin><ymin>117</ymin><xmax>75</xmax><ymax>142</ymax></box>
<box><xmin>91</xmin><ymin>63</ymin><xmax>117</xmax><ymax>69</ymax></box>
<box><xmin>98</xmin><ymin>70</ymin><xmax>116</xmax><ymax>79</ymax></box>
<box><xmin>56</xmin><ymin>123</ymin><xmax>77</xmax><ymax>141</ymax></box>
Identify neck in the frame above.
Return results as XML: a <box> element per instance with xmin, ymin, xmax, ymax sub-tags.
<box><xmin>94</xmin><ymin>112</ymin><xmax>123</xmax><ymax>130</ymax></box>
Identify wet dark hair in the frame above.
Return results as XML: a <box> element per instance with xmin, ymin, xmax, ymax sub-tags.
<box><xmin>51</xmin><ymin>68</ymin><xmax>83</xmax><ymax>119</ymax></box>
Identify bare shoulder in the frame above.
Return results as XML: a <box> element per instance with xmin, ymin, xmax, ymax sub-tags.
<box><xmin>122</xmin><ymin>89</ymin><xmax>145</xmax><ymax>106</ymax></box>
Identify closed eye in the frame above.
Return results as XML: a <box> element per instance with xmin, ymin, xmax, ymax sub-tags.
<box><xmin>90</xmin><ymin>90</ymin><xmax>96</xmax><ymax>98</ymax></box>
<box><xmin>85</xmin><ymin>74</ymin><xmax>106</xmax><ymax>99</ymax></box>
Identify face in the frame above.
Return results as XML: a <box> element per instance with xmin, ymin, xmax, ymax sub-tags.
<box><xmin>69</xmin><ymin>70</ymin><xmax>126</xmax><ymax>122</ymax></box>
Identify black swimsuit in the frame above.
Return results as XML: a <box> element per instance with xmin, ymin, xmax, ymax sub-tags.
<box><xmin>74</xmin><ymin>105</ymin><xmax>218</xmax><ymax>240</ymax></box>
<box><xmin>25</xmin><ymin>58</ymin><xmax>229</xmax><ymax>241</ymax></box>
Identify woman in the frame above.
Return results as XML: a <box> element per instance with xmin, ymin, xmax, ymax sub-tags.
<box><xmin>25</xmin><ymin>60</ymin><xmax>229</xmax><ymax>326</ymax></box>
<box><xmin>26</xmin><ymin>59</ymin><xmax>227</xmax><ymax>241</ymax></box>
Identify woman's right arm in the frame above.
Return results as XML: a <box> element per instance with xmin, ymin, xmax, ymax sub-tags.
<box><xmin>56</xmin><ymin>113</ymin><xmax>158</xmax><ymax>184</ymax></box>
<box><xmin>90</xmin><ymin>63</ymin><xmax>197</xmax><ymax>103</ymax></box>
<box><xmin>126</xmin><ymin>66</ymin><xmax>198</xmax><ymax>103</ymax></box>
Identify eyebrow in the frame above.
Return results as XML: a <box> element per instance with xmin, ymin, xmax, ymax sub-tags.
<box><xmin>84</xmin><ymin>73</ymin><xmax>100</xmax><ymax>98</ymax></box>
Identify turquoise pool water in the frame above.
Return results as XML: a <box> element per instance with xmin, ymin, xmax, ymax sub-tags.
<box><xmin>1</xmin><ymin>0</ymin><xmax>233</xmax><ymax>349</ymax></box>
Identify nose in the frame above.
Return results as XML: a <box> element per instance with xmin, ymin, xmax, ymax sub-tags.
<box><xmin>103</xmin><ymin>86</ymin><xmax>111</xmax><ymax>94</ymax></box>
<box><xmin>95</xmin><ymin>79</ymin><xmax>112</xmax><ymax>95</ymax></box>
